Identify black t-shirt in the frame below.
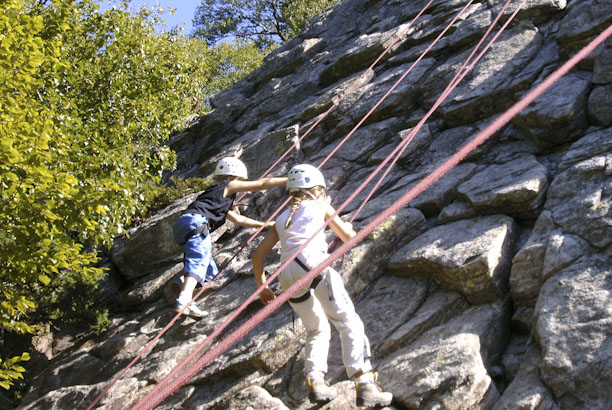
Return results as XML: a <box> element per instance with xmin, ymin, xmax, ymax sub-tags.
<box><xmin>185</xmin><ymin>180</ymin><xmax>236</xmax><ymax>232</ymax></box>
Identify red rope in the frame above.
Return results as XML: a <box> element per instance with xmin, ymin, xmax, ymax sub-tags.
<box><xmin>127</xmin><ymin>1</ymin><xmax>511</xmax><ymax>405</ymax></box>
<box><xmin>128</xmin><ymin>4</ymin><xmax>475</xmax><ymax>407</ymax></box>
<box><xmin>317</xmin><ymin>0</ymin><xmax>474</xmax><ymax>169</ymax></box>
<box><xmin>85</xmin><ymin>3</ymin><xmax>437</xmax><ymax>408</ymax></box>
<box><xmin>233</xmin><ymin>0</ymin><xmax>436</xmax><ymax>205</ymax></box>
<box><xmin>132</xmin><ymin>22</ymin><xmax>612</xmax><ymax>409</ymax></box>
<box><xmin>326</xmin><ymin>0</ymin><xmax>488</xmax><ymax>256</ymax></box>
<box><xmin>350</xmin><ymin>0</ymin><xmax>522</xmax><ymax>223</ymax></box>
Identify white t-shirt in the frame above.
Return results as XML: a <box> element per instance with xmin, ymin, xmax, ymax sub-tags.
<box><xmin>275</xmin><ymin>199</ymin><xmax>329</xmax><ymax>262</ymax></box>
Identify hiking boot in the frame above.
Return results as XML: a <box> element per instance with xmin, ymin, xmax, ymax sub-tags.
<box><xmin>355</xmin><ymin>372</ymin><xmax>393</xmax><ymax>408</ymax></box>
<box><xmin>174</xmin><ymin>301</ymin><xmax>208</xmax><ymax>318</ymax></box>
<box><xmin>307</xmin><ymin>375</ymin><xmax>337</xmax><ymax>404</ymax></box>
<box><xmin>163</xmin><ymin>277</ymin><xmax>183</xmax><ymax>305</ymax></box>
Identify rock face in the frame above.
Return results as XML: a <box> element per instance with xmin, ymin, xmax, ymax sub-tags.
<box><xmin>388</xmin><ymin>215</ymin><xmax>516</xmax><ymax>304</ymax></box>
<box><xmin>17</xmin><ymin>0</ymin><xmax>612</xmax><ymax>409</ymax></box>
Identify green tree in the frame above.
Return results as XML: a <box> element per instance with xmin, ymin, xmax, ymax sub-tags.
<box><xmin>193</xmin><ymin>0</ymin><xmax>342</xmax><ymax>50</ymax></box>
<box><xmin>0</xmin><ymin>0</ymin><xmax>262</xmax><ymax>391</ymax></box>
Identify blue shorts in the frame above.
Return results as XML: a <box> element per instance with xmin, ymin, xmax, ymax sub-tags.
<box><xmin>173</xmin><ymin>213</ymin><xmax>218</xmax><ymax>284</ymax></box>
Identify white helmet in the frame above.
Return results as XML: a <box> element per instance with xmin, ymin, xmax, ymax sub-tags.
<box><xmin>214</xmin><ymin>157</ymin><xmax>248</xmax><ymax>179</ymax></box>
<box><xmin>287</xmin><ymin>164</ymin><xmax>326</xmax><ymax>190</ymax></box>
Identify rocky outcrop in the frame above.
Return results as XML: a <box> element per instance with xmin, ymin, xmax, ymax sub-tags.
<box><xmin>388</xmin><ymin>215</ymin><xmax>516</xmax><ymax>304</ymax></box>
<box><xmin>379</xmin><ymin>300</ymin><xmax>510</xmax><ymax>409</ymax></box>
<box><xmin>17</xmin><ymin>0</ymin><xmax>612</xmax><ymax>409</ymax></box>
<box><xmin>110</xmin><ymin>194</ymin><xmax>196</xmax><ymax>281</ymax></box>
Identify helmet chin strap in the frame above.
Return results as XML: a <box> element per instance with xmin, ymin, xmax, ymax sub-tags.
<box><xmin>304</xmin><ymin>190</ymin><xmax>318</xmax><ymax>201</ymax></box>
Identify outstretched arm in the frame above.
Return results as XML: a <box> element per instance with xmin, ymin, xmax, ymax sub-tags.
<box><xmin>225</xmin><ymin>177</ymin><xmax>288</xmax><ymax>196</ymax></box>
<box><xmin>226</xmin><ymin>210</ymin><xmax>275</xmax><ymax>229</ymax></box>
<box><xmin>252</xmin><ymin>227</ymin><xmax>280</xmax><ymax>305</ymax></box>
<box><xmin>323</xmin><ymin>203</ymin><xmax>356</xmax><ymax>243</ymax></box>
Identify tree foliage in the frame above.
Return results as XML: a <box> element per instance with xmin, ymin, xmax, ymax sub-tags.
<box><xmin>193</xmin><ymin>0</ymin><xmax>342</xmax><ymax>50</ymax></box>
<box><xmin>0</xmin><ymin>353</ymin><xmax>29</xmax><ymax>391</ymax></box>
<box><xmin>0</xmin><ymin>0</ymin><xmax>263</xmax><ymax>390</ymax></box>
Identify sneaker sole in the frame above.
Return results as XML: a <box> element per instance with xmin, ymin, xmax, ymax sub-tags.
<box><xmin>309</xmin><ymin>392</ymin><xmax>336</xmax><ymax>404</ymax></box>
<box><xmin>174</xmin><ymin>307</ymin><xmax>207</xmax><ymax>319</ymax></box>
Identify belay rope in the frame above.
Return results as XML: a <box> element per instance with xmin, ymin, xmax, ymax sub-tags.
<box><xmin>85</xmin><ymin>1</ymin><xmax>437</xmax><ymax>408</ymax></box>
<box><xmin>131</xmin><ymin>1</ymin><xmax>488</xmax><ymax>405</ymax></box>
<box><xmin>329</xmin><ymin>0</ymin><xmax>518</xmax><ymax>260</ymax></box>
<box><xmin>132</xmin><ymin>21</ymin><xmax>612</xmax><ymax>409</ymax></box>
<box><xmin>93</xmin><ymin>0</ymin><xmax>506</xmax><ymax>407</ymax></box>
<box><xmin>85</xmin><ymin>0</ymin><xmax>612</xmax><ymax>407</ymax></box>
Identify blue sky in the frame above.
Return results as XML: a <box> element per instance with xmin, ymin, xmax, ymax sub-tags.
<box><xmin>96</xmin><ymin>0</ymin><xmax>202</xmax><ymax>34</ymax></box>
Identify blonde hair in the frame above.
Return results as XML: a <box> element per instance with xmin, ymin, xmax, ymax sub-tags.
<box><xmin>285</xmin><ymin>187</ymin><xmax>324</xmax><ymax>229</ymax></box>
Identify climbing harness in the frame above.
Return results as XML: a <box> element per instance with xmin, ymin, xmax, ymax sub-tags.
<box><xmin>287</xmin><ymin>256</ymin><xmax>334</xmax><ymax>304</ymax></box>
<box><xmin>177</xmin><ymin>222</ymin><xmax>209</xmax><ymax>246</ymax></box>
<box><xmin>286</xmin><ymin>256</ymin><xmax>331</xmax><ymax>331</ymax></box>
<box><xmin>287</xmin><ymin>276</ymin><xmax>322</xmax><ymax>303</ymax></box>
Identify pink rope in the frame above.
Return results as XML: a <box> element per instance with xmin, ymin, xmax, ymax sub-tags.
<box><xmin>132</xmin><ymin>20</ymin><xmax>612</xmax><ymax>410</ymax></box>
<box><xmin>233</xmin><ymin>0</ymin><xmax>436</xmax><ymax>205</ymax></box>
<box><xmin>128</xmin><ymin>1</ymin><xmax>510</xmax><ymax>406</ymax></box>
<box><xmin>85</xmin><ymin>3</ymin><xmax>437</xmax><ymax>409</ymax></box>
<box><xmin>351</xmin><ymin>0</ymin><xmax>523</xmax><ymax>222</ymax></box>
<box><xmin>318</xmin><ymin>0</ymin><xmax>474</xmax><ymax>168</ymax></box>
<box><xmin>128</xmin><ymin>4</ymin><xmax>475</xmax><ymax>408</ymax></box>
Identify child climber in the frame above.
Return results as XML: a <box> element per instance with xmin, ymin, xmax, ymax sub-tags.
<box><xmin>171</xmin><ymin>157</ymin><xmax>287</xmax><ymax>318</ymax></box>
<box><xmin>252</xmin><ymin>164</ymin><xmax>393</xmax><ymax>408</ymax></box>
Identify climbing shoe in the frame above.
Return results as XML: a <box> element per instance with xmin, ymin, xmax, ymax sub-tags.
<box><xmin>163</xmin><ymin>277</ymin><xmax>183</xmax><ymax>305</ymax></box>
<box><xmin>355</xmin><ymin>372</ymin><xmax>393</xmax><ymax>408</ymax></box>
<box><xmin>174</xmin><ymin>301</ymin><xmax>208</xmax><ymax>318</ymax></box>
<box><xmin>307</xmin><ymin>374</ymin><xmax>337</xmax><ymax>404</ymax></box>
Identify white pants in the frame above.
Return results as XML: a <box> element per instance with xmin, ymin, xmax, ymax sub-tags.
<box><xmin>280</xmin><ymin>252</ymin><xmax>372</xmax><ymax>378</ymax></box>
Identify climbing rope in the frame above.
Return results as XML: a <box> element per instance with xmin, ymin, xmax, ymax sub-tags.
<box><xmin>317</xmin><ymin>0</ymin><xmax>475</xmax><ymax>169</ymax></box>
<box><xmin>350</xmin><ymin>0</ymin><xmax>521</xmax><ymax>224</ymax></box>
<box><xmin>131</xmin><ymin>1</ymin><xmax>523</xmax><ymax>405</ymax></box>
<box><xmin>233</xmin><ymin>0</ymin><xmax>436</xmax><ymax>206</ymax></box>
<box><xmin>85</xmin><ymin>2</ymin><xmax>437</xmax><ymax>408</ymax></box>
<box><xmin>127</xmin><ymin>2</ymin><xmax>481</xmax><ymax>406</ymax></box>
<box><xmin>132</xmin><ymin>21</ymin><xmax>612</xmax><ymax>409</ymax></box>
<box><xmin>130</xmin><ymin>2</ymin><xmax>485</xmax><ymax>407</ymax></box>
<box><xmin>328</xmin><ymin>0</ymin><xmax>517</xmax><ymax>255</ymax></box>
